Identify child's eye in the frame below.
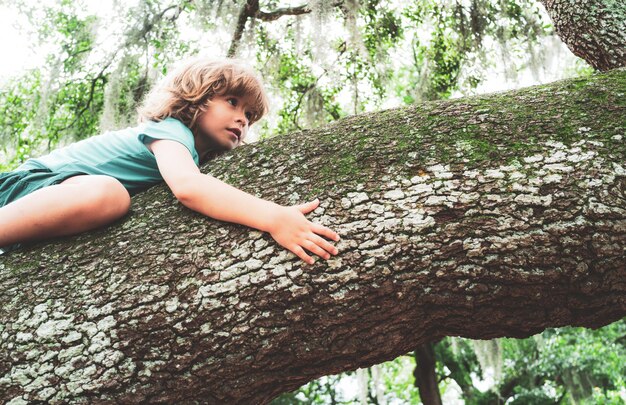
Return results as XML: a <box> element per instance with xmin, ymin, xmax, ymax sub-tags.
<box><xmin>245</xmin><ymin>111</ymin><xmax>253</xmax><ymax>121</ymax></box>
<box><xmin>227</xmin><ymin>98</ymin><xmax>238</xmax><ymax>106</ymax></box>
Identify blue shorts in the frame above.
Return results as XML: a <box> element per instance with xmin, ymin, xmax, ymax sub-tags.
<box><xmin>0</xmin><ymin>168</ymin><xmax>85</xmax><ymax>254</ymax></box>
<box><xmin>0</xmin><ymin>168</ymin><xmax>86</xmax><ymax>208</ymax></box>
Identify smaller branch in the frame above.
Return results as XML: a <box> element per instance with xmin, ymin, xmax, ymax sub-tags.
<box><xmin>227</xmin><ymin>0</ymin><xmax>259</xmax><ymax>57</ymax></box>
<box><xmin>256</xmin><ymin>1</ymin><xmax>343</xmax><ymax>21</ymax></box>
<box><xmin>227</xmin><ymin>1</ymin><xmax>344</xmax><ymax>56</ymax></box>
<box><xmin>437</xmin><ymin>373</ymin><xmax>452</xmax><ymax>383</ymax></box>
<box><xmin>158</xmin><ymin>4</ymin><xmax>181</xmax><ymax>20</ymax></box>
<box><xmin>256</xmin><ymin>4</ymin><xmax>311</xmax><ymax>21</ymax></box>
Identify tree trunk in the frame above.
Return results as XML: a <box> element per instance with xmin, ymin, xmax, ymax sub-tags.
<box><xmin>539</xmin><ymin>0</ymin><xmax>626</xmax><ymax>71</ymax></box>
<box><xmin>1</xmin><ymin>68</ymin><xmax>625</xmax><ymax>404</ymax></box>
<box><xmin>414</xmin><ymin>343</ymin><xmax>443</xmax><ymax>405</ymax></box>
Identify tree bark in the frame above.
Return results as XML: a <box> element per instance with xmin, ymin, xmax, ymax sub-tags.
<box><xmin>539</xmin><ymin>0</ymin><xmax>626</xmax><ymax>71</ymax></box>
<box><xmin>1</xmin><ymin>68</ymin><xmax>625</xmax><ymax>404</ymax></box>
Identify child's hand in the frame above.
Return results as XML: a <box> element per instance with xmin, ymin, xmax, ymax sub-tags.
<box><xmin>267</xmin><ymin>198</ymin><xmax>340</xmax><ymax>265</ymax></box>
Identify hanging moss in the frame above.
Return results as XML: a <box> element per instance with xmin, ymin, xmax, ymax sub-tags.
<box><xmin>471</xmin><ymin>339</ymin><xmax>503</xmax><ymax>386</ymax></box>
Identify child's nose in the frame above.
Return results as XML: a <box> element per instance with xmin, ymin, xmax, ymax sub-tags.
<box><xmin>235</xmin><ymin>111</ymin><xmax>247</xmax><ymax>124</ymax></box>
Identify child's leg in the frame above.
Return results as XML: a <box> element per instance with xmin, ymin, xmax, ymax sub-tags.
<box><xmin>0</xmin><ymin>175</ymin><xmax>131</xmax><ymax>246</ymax></box>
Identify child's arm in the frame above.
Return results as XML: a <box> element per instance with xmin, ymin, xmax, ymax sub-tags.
<box><xmin>149</xmin><ymin>139</ymin><xmax>340</xmax><ymax>264</ymax></box>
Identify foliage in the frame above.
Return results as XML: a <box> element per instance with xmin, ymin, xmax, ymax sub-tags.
<box><xmin>0</xmin><ymin>71</ymin><xmax>42</xmax><ymax>170</ymax></box>
<box><xmin>0</xmin><ymin>0</ymin><xmax>104</xmax><ymax>168</ymax></box>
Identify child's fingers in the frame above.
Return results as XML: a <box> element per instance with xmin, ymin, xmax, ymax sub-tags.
<box><xmin>301</xmin><ymin>240</ymin><xmax>331</xmax><ymax>260</ymax></box>
<box><xmin>311</xmin><ymin>223</ymin><xmax>340</xmax><ymax>241</ymax></box>
<box><xmin>292</xmin><ymin>244</ymin><xmax>315</xmax><ymax>265</ymax></box>
<box><xmin>295</xmin><ymin>198</ymin><xmax>320</xmax><ymax>214</ymax></box>
<box><xmin>309</xmin><ymin>234</ymin><xmax>339</xmax><ymax>256</ymax></box>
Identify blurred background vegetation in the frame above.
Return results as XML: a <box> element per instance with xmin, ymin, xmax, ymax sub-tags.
<box><xmin>0</xmin><ymin>0</ymin><xmax>623</xmax><ymax>403</ymax></box>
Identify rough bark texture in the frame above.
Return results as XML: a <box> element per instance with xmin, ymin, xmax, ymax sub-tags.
<box><xmin>540</xmin><ymin>0</ymin><xmax>626</xmax><ymax>71</ymax></box>
<box><xmin>1</xmin><ymin>68</ymin><xmax>625</xmax><ymax>404</ymax></box>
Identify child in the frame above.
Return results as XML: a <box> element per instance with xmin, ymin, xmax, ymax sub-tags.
<box><xmin>0</xmin><ymin>57</ymin><xmax>340</xmax><ymax>264</ymax></box>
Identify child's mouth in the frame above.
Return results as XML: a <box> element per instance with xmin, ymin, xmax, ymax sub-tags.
<box><xmin>226</xmin><ymin>128</ymin><xmax>241</xmax><ymax>141</ymax></box>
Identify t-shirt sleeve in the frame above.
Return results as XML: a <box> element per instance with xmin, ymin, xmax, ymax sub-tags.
<box><xmin>138</xmin><ymin>117</ymin><xmax>200</xmax><ymax>166</ymax></box>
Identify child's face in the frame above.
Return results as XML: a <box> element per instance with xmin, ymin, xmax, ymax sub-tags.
<box><xmin>195</xmin><ymin>94</ymin><xmax>254</xmax><ymax>152</ymax></box>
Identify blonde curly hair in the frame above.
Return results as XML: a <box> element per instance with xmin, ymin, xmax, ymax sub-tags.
<box><xmin>138</xmin><ymin>57</ymin><xmax>269</xmax><ymax>134</ymax></box>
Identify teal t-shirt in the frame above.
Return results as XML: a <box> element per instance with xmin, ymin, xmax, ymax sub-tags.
<box><xmin>17</xmin><ymin>118</ymin><xmax>199</xmax><ymax>195</ymax></box>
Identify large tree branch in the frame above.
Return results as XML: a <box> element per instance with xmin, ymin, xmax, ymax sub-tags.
<box><xmin>539</xmin><ymin>0</ymin><xmax>626</xmax><ymax>71</ymax></box>
<box><xmin>1</xmin><ymin>68</ymin><xmax>625</xmax><ymax>403</ymax></box>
